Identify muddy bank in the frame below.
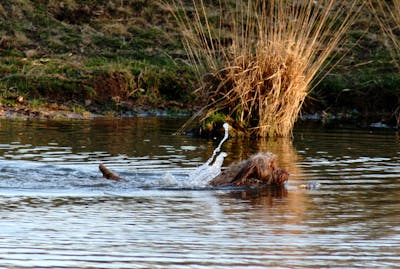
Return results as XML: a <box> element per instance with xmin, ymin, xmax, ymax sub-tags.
<box><xmin>0</xmin><ymin>100</ymin><xmax>396</xmax><ymax>135</ymax></box>
<box><xmin>0</xmin><ymin>102</ymin><xmax>192</xmax><ymax>120</ymax></box>
<box><xmin>0</xmin><ymin>105</ymin><xmax>95</xmax><ymax>120</ymax></box>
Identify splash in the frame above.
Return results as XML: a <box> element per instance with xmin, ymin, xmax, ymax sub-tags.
<box><xmin>162</xmin><ymin>123</ymin><xmax>230</xmax><ymax>188</ymax></box>
<box><xmin>203</xmin><ymin>123</ymin><xmax>230</xmax><ymax>167</ymax></box>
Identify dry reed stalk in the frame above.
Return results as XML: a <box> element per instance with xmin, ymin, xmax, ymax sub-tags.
<box><xmin>368</xmin><ymin>0</ymin><xmax>400</xmax><ymax>126</ymax></box>
<box><xmin>169</xmin><ymin>0</ymin><xmax>362</xmax><ymax>137</ymax></box>
<box><xmin>368</xmin><ymin>0</ymin><xmax>400</xmax><ymax>69</ymax></box>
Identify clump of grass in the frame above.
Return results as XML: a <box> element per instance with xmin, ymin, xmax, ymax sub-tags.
<box><xmin>170</xmin><ymin>0</ymin><xmax>362</xmax><ymax>137</ymax></box>
<box><xmin>102</xmin><ymin>23</ymin><xmax>131</xmax><ymax>38</ymax></box>
<box><xmin>29</xmin><ymin>98</ymin><xmax>46</xmax><ymax>110</ymax></box>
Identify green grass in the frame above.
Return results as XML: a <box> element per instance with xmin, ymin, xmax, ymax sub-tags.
<box><xmin>0</xmin><ymin>0</ymin><xmax>399</xmax><ymax>128</ymax></box>
<box><xmin>0</xmin><ymin>0</ymin><xmax>195</xmax><ymax>113</ymax></box>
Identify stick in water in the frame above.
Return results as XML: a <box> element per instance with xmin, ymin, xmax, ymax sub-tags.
<box><xmin>99</xmin><ymin>164</ymin><xmax>123</xmax><ymax>181</ymax></box>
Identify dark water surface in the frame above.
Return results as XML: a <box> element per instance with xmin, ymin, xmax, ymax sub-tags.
<box><xmin>0</xmin><ymin>118</ymin><xmax>399</xmax><ymax>268</ymax></box>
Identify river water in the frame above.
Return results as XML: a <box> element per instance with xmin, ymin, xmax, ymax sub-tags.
<box><xmin>0</xmin><ymin>117</ymin><xmax>399</xmax><ymax>268</ymax></box>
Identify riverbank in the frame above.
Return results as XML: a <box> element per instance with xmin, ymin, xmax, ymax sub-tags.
<box><xmin>1</xmin><ymin>101</ymin><xmax>396</xmax><ymax>135</ymax></box>
<box><xmin>0</xmin><ymin>0</ymin><xmax>197</xmax><ymax>118</ymax></box>
<box><xmin>0</xmin><ymin>98</ymin><xmax>193</xmax><ymax>120</ymax></box>
<box><xmin>1</xmin><ymin>1</ymin><xmax>399</xmax><ymax>127</ymax></box>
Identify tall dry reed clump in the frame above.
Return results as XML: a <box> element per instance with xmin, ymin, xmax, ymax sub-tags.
<box><xmin>169</xmin><ymin>0</ymin><xmax>362</xmax><ymax>137</ymax></box>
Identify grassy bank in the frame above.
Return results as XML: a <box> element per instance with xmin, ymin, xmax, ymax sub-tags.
<box><xmin>0</xmin><ymin>0</ymin><xmax>196</xmax><ymax>116</ymax></box>
<box><xmin>0</xmin><ymin>0</ymin><xmax>400</xmax><ymax>128</ymax></box>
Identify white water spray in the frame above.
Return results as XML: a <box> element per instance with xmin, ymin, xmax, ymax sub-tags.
<box><xmin>162</xmin><ymin>123</ymin><xmax>230</xmax><ymax>188</ymax></box>
<box><xmin>204</xmin><ymin>123</ymin><xmax>230</xmax><ymax>166</ymax></box>
<box><xmin>187</xmin><ymin>123</ymin><xmax>229</xmax><ymax>187</ymax></box>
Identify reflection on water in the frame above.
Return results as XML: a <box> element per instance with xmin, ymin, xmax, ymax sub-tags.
<box><xmin>0</xmin><ymin>118</ymin><xmax>400</xmax><ymax>268</ymax></box>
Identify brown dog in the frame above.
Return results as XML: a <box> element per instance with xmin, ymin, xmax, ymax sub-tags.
<box><xmin>209</xmin><ymin>152</ymin><xmax>289</xmax><ymax>187</ymax></box>
<box><xmin>99</xmin><ymin>152</ymin><xmax>289</xmax><ymax>187</ymax></box>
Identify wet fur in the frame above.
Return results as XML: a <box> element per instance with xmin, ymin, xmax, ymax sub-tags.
<box><xmin>209</xmin><ymin>152</ymin><xmax>289</xmax><ymax>187</ymax></box>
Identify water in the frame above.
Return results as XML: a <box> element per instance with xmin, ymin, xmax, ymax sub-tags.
<box><xmin>0</xmin><ymin>118</ymin><xmax>399</xmax><ymax>268</ymax></box>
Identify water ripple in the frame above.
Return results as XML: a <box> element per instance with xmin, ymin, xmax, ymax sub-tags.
<box><xmin>0</xmin><ymin>119</ymin><xmax>400</xmax><ymax>268</ymax></box>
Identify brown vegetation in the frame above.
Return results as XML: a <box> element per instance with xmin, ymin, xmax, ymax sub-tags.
<box><xmin>368</xmin><ymin>0</ymin><xmax>400</xmax><ymax>66</ymax></box>
<box><xmin>92</xmin><ymin>71</ymin><xmax>136</xmax><ymax>102</ymax></box>
<box><xmin>171</xmin><ymin>0</ymin><xmax>363</xmax><ymax>136</ymax></box>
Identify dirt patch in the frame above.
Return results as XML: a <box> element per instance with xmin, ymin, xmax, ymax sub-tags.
<box><xmin>92</xmin><ymin>71</ymin><xmax>136</xmax><ymax>103</ymax></box>
<box><xmin>0</xmin><ymin>104</ymin><xmax>96</xmax><ymax>120</ymax></box>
